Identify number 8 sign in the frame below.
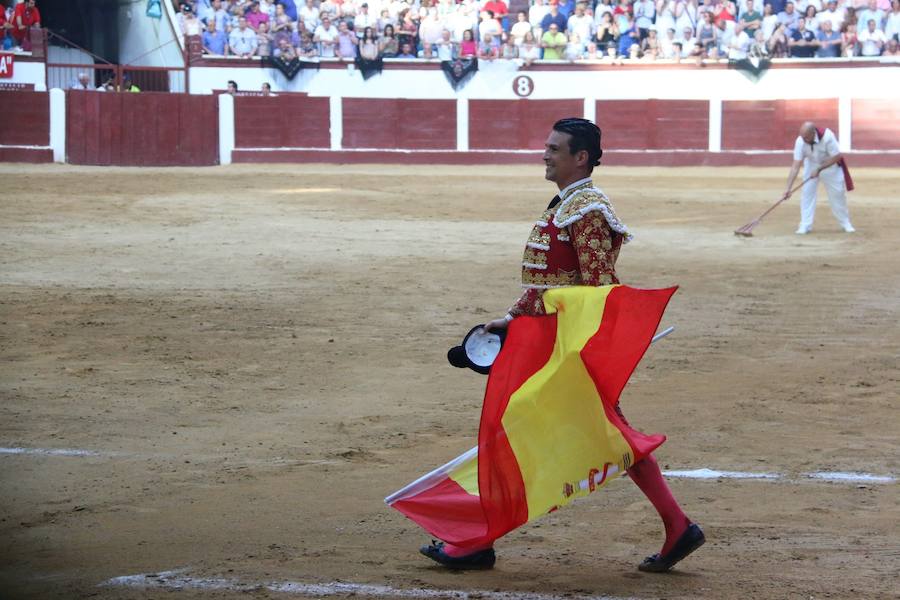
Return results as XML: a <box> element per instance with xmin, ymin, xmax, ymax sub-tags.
<box><xmin>512</xmin><ymin>75</ymin><xmax>534</xmax><ymax>98</ymax></box>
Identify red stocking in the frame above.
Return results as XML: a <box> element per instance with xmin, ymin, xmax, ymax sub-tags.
<box><xmin>627</xmin><ymin>454</ymin><xmax>691</xmax><ymax>556</ymax></box>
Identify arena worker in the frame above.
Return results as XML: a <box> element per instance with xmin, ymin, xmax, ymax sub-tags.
<box><xmin>420</xmin><ymin>118</ymin><xmax>705</xmax><ymax>573</ymax></box>
<box><xmin>784</xmin><ymin>121</ymin><xmax>855</xmax><ymax>234</ymax></box>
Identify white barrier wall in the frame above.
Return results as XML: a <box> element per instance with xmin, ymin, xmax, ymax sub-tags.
<box><xmin>188</xmin><ymin>60</ymin><xmax>900</xmax><ymax>101</ymax></box>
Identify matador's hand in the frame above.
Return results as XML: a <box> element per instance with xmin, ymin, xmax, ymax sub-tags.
<box><xmin>483</xmin><ymin>318</ymin><xmax>510</xmax><ymax>333</ymax></box>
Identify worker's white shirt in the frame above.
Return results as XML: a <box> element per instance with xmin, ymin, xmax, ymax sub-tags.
<box><xmin>793</xmin><ymin>127</ymin><xmax>840</xmax><ymax>172</ymax></box>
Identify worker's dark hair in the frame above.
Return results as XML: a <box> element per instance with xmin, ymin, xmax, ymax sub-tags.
<box><xmin>552</xmin><ymin>117</ymin><xmax>603</xmax><ymax>172</ymax></box>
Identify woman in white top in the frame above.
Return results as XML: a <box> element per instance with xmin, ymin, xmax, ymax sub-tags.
<box><xmin>359</xmin><ymin>26</ymin><xmax>379</xmax><ymax>59</ymax></box>
<box><xmin>655</xmin><ymin>0</ymin><xmax>679</xmax><ymax>34</ymax></box>
<box><xmin>761</xmin><ymin>3</ymin><xmax>780</xmax><ymax>40</ymax></box>
<box><xmin>520</xmin><ymin>30</ymin><xmax>542</xmax><ymax>65</ymax></box>
<box><xmin>887</xmin><ymin>0</ymin><xmax>900</xmax><ymax>41</ymax></box>
<box><xmin>675</xmin><ymin>0</ymin><xmax>699</xmax><ymax>36</ymax></box>
<box><xmin>565</xmin><ymin>32</ymin><xmax>585</xmax><ymax>60</ymax></box>
<box><xmin>803</xmin><ymin>5</ymin><xmax>820</xmax><ymax>31</ymax></box>
<box><xmin>511</xmin><ymin>11</ymin><xmax>533</xmax><ymax>44</ymax></box>
<box><xmin>437</xmin><ymin>0</ymin><xmax>456</xmax><ymax>20</ymax></box>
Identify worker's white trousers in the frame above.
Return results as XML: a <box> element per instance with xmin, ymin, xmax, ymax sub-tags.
<box><xmin>799</xmin><ymin>164</ymin><xmax>852</xmax><ymax>231</ymax></box>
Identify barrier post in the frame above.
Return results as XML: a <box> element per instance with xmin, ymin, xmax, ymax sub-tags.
<box><xmin>329</xmin><ymin>96</ymin><xmax>343</xmax><ymax>150</ymax></box>
<box><xmin>49</xmin><ymin>88</ymin><xmax>65</xmax><ymax>163</ymax></box>
<box><xmin>218</xmin><ymin>93</ymin><xmax>235</xmax><ymax>165</ymax></box>
<box><xmin>456</xmin><ymin>97</ymin><xmax>468</xmax><ymax>152</ymax></box>
<box><xmin>582</xmin><ymin>97</ymin><xmax>596</xmax><ymax>124</ymax></box>
<box><xmin>708</xmin><ymin>98</ymin><xmax>722</xmax><ymax>153</ymax></box>
<box><xmin>838</xmin><ymin>96</ymin><xmax>851</xmax><ymax>152</ymax></box>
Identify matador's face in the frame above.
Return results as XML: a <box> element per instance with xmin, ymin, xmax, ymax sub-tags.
<box><xmin>543</xmin><ymin>130</ymin><xmax>580</xmax><ymax>186</ymax></box>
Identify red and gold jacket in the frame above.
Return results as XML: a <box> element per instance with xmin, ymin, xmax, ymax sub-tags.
<box><xmin>508</xmin><ymin>179</ymin><xmax>632</xmax><ymax>318</ymax></box>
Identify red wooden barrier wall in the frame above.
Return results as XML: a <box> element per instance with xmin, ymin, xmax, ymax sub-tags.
<box><xmin>342</xmin><ymin>98</ymin><xmax>457</xmax><ymax>150</ymax></box>
<box><xmin>850</xmin><ymin>99</ymin><xmax>900</xmax><ymax>151</ymax></box>
<box><xmin>596</xmin><ymin>100</ymin><xmax>708</xmax><ymax>150</ymax></box>
<box><xmin>66</xmin><ymin>91</ymin><xmax>218</xmax><ymax>166</ymax></box>
<box><xmin>234</xmin><ymin>95</ymin><xmax>330</xmax><ymax>148</ymax></box>
<box><xmin>722</xmin><ymin>99</ymin><xmax>839</xmax><ymax>151</ymax></box>
<box><xmin>0</xmin><ymin>90</ymin><xmax>50</xmax><ymax>146</ymax></box>
<box><xmin>468</xmin><ymin>99</ymin><xmax>583</xmax><ymax>150</ymax></box>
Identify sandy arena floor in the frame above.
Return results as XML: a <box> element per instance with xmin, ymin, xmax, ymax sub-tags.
<box><xmin>0</xmin><ymin>163</ymin><xmax>898</xmax><ymax>600</ymax></box>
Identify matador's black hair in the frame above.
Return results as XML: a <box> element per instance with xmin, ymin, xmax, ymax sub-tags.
<box><xmin>552</xmin><ymin>117</ymin><xmax>603</xmax><ymax>172</ymax></box>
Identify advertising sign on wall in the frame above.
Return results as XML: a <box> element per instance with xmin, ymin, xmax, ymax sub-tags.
<box><xmin>0</xmin><ymin>54</ymin><xmax>14</xmax><ymax>79</ymax></box>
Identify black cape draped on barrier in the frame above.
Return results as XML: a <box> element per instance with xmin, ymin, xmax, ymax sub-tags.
<box><xmin>355</xmin><ymin>56</ymin><xmax>384</xmax><ymax>80</ymax></box>
<box><xmin>264</xmin><ymin>56</ymin><xmax>320</xmax><ymax>80</ymax></box>
<box><xmin>441</xmin><ymin>58</ymin><xmax>478</xmax><ymax>91</ymax></box>
<box><xmin>729</xmin><ymin>57</ymin><xmax>771</xmax><ymax>83</ymax></box>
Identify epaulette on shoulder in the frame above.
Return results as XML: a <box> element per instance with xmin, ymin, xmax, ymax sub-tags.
<box><xmin>553</xmin><ymin>187</ymin><xmax>633</xmax><ymax>243</ymax></box>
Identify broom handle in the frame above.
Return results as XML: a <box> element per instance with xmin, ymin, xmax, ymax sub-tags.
<box><xmin>749</xmin><ymin>176</ymin><xmax>815</xmax><ymax>225</ymax></box>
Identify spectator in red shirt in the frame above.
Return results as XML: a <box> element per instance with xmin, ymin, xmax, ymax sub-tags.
<box><xmin>0</xmin><ymin>10</ymin><xmax>11</xmax><ymax>50</ymax></box>
<box><xmin>12</xmin><ymin>0</ymin><xmax>41</xmax><ymax>52</ymax></box>
<box><xmin>711</xmin><ymin>0</ymin><xmax>737</xmax><ymax>25</ymax></box>
<box><xmin>482</xmin><ymin>0</ymin><xmax>509</xmax><ymax>29</ymax></box>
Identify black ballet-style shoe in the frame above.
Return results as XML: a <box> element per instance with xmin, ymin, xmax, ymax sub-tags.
<box><xmin>638</xmin><ymin>523</ymin><xmax>705</xmax><ymax>573</ymax></box>
<box><xmin>419</xmin><ymin>540</ymin><xmax>496</xmax><ymax>570</ymax></box>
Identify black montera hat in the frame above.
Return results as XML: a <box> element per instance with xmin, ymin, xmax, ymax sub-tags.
<box><xmin>447</xmin><ymin>325</ymin><xmax>506</xmax><ymax>375</ymax></box>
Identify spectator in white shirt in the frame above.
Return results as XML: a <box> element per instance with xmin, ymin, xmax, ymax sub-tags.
<box><xmin>530</xmin><ymin>0</ymin><xmax>552</xmax><ymax>32</ymax></box>
<box><xmin>803</xmin><ymin>4</ymin><xmax>821</xmax><ymax>29</ymax></box>
<box><xmin>202</xmin><ymin>0</ymin><xmax>228</xmax><ymax>31</ymax></box>
<box><xmin>677</xmin><ymin>0</ymin><xmax>702</xmax><ymax>35</ymax></box>
<box><xmin>728</xmin><ymin>21</ymin><xmax>752</xmax><ymax>56</ymax></box>
<box><xmin>299</xmin><ymin>0</ymin><xmax>320</xmax><ymax>32</ymax></box>
<box><xmin>659</xmin><ymin>26</ymin><xmax>678</xmax><ymax>56</ymax></box>
<box><xmin>858</xmin><ymin>17</ymin><xmax>888</xmax><ymax>53</ymax></box>
<box><xmin>480</xmin><ymin>10</ymin><xmax>503</xmax><ymax>38</ymax></box>
<box><xmin>420</xmin><ymin>9</ymin><xmax>445</xmax><ymax>45</ymax></box>
<box><xmin>715</xmin><ymin>18</ymin><xmax>736</xmax><ymax>55</ymax></box>
<box><xmin>857</xmin><ymin>0</ymin><xmax>886</xmax><ymax>29</ymax></box>
<box><xmin>435</xmin><ymin>29</ymin><xmax>456</xmax><ymax>59</ymax></box>
<box><xmin>761</xmin><ymin>2</ymin><xmax>780</xmax><ymax>38</ymax></box>
<box><xmin>678</xmin><ymin>25</ymin><xmax>696</xmax><ymax>55</ymax></box>
<box><xmin>70</xmin><ymin>72</ymin><xmax>93</xmax><ymax>90</ymax></box>
<box><xmin>229</xmin><ymin>17</ymin><xmax>259</xmax><ymax>57</ymax></box>
<box><xmin>520</xmin><ymin>30</ymin><xmax>542</xmax><ymax>64</ymax></box>
<box><xmin>567</xmin><ymin>3</ymin><xmax>594</xmax><ymax>41</ymax></box>
<box><xmin>511</xmin><ymin>11</ymin><xmax>533</xmax><ymax>43</ymax></box>
<box><xmin>885</xmin><ymin>0</ymin><xmax>900</xmax><ymax>39</ymax></box>
<box><xmin>314</xmin><ymin>15</ymin><xmax>340</xmax><ymax>57</ymax></box>
<box><xmin>449</xmin><ymin>4</ymin><xmax>478</xmax><ymax>42</ymax></box>
<box><xmin>818</xmin><ymin>0</ymin><xmax>844</xmax><ymax>30</ymax></box>
<box><xmin>354</xmin><ymin>3</ymin><xmax>376</xmax><ymax>37</ymax></box>
<box><xmin>177</xmin><ymin>4</ymin><xmax>202</xmax><ymax>37</ymax></box>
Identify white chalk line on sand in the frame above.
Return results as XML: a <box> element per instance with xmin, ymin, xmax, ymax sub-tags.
<box><xmin>102</xmin><ymin>569</ymin><xmax>640</xmax><ymax>600</ymax></box>
<box><xmin>2</xmin><ymin>446</ymin><xmax>895</xmax><ymax>484</ymax></box>
<box><xmin>0</xmin><ymin>446</ymin><xmax>103</xmax><ymax>457</ymax></box>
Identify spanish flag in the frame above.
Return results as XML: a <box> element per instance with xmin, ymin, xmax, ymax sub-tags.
<box><xmin>386</xmin><ymin>285</ymin><xmax>676</xmax><ymax>549</ymax></box>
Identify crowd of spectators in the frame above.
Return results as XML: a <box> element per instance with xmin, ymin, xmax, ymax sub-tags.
<box><xmin>179</xmin><ymin>0</ymin><xmax>899</xmax><ymax>62</ymax></box>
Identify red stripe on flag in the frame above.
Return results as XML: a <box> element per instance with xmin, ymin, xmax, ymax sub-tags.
<box><xmin>581</xmin><ymin>286</ymin><xmax>677</xmax><ymax>461</ymax></box>
<box><xmin>477</xmin><ymin>315</ymin><xmax>559</xmax><ymax>548</ymax></box>
<box><xmin>391</xmin><ymin>477</ymin><xmax>487</xmax><ymax>545</ymax></box>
